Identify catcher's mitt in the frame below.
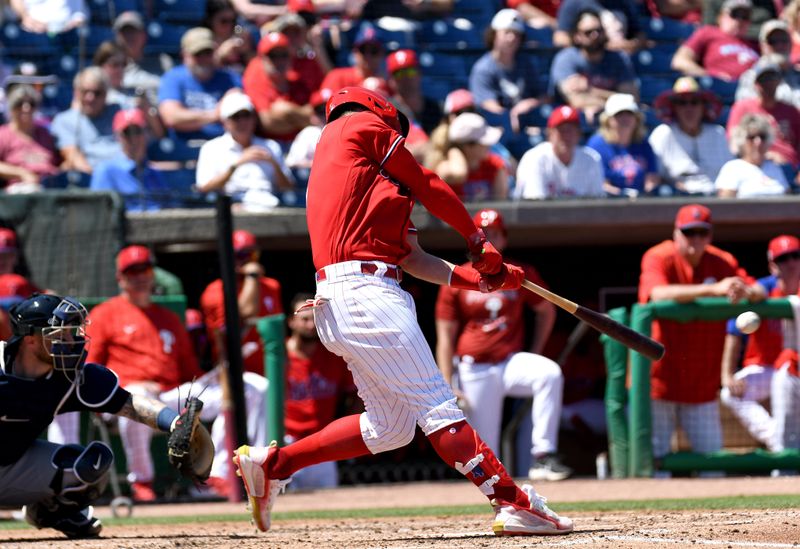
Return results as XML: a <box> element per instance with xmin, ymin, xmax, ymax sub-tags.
<box><xmin>167</xmin><ymin>397</ymin><xmax>214</xmax><ymax>483</ymax></box>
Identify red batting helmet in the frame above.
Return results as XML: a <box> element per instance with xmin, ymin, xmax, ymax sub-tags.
<box><xmin>473</xmin><ymin>208</ymin><xmax>507</xmax><ymax>235</ymax></box>
<box><xmin>325</xmin><ymin>86</ymin><xmax>409</xmax><ymax>137</ymax></box>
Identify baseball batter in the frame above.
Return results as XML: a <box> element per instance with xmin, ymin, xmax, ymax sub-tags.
<box><xmin>435</xmin><ymin>208</ymin><xmax>571</xmax><ymax>482</ymax></box>
<box><xmin>233</xmin><ymin>86</ymin><xmax>573</xmax><ymax>536</ymax></box>
<box><xmin>0</xmin><ymin>294</ymin><xmax>192</xmax><ymax>538</ymax></box>
<box><xmin>720</xmin><ymin>235</ymin><xmax>800</xmax><ymax>451</ymax></box>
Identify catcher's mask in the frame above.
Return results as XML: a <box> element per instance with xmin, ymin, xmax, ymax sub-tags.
<box><xmin>325</xmin><ymin>86</ymin><xmax>410</xmax><ymax>137</ymax></box>
<box><xmin>10</xmin><ymin>294</ymin><xmax>90</xmax><ymax>381</ymax></box>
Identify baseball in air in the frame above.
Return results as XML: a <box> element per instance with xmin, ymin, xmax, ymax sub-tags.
<box><xmin>735</xmin><ymin>311</ymin><xmax>761</xmax><ymax>334</ymax></box>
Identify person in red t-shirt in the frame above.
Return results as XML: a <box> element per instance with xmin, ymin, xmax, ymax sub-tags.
<box><xmin>242</xmin><ymin>31</ymin><xmax>313</xmax><ymax>143</ymax></box>
<box><xmin>264</xmin><ymin>12</ymin><xmax>328</xmax><ymax>94</ymax></box>
<box><xmin>87</xmin><ymin>245</ymin><xmax>267</xmax><ymax>501</ymax></box>
<box><xmin>284</xmin><ymin>292</ymin><xmax>358</xmax><ymax>490</ymax></box>
<box><xmin>433</xmin><ymin>112</ymin><xmax>509</xmax><ymax>201</ymax></box>
<box><xmin>233</xmin><ymin>86</ymin><xmax>572</xmax><ymax>536</ymax></box>
<box><xmin>671</xmin><ymin>0</ymin><xmax>759</xmax><ymax>81</ymax></box>
<box><xmin>639</xmin><ymin>204</ymin><xmax>765</xmax><ymax>471</ymax></box>
<box><xmin>319</xmin><ymin>23</ymin><xmax>385</xmax><ymax>96</ymax></box>
<box><xmin>720</xmin><ymin>235</ymin><xmax>800</xmax><ymax>451</ymax></box>
<box><xmin>435</xmin><ymin>209</ymin><xmax>571</xmax><ymax>482</ymax></box>
<box><xmin>201</xmin><ymin>229</ymin><xmax>283</xmax><ymax>376</ymax></box>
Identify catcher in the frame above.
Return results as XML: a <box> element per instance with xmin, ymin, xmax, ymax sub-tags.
<box><xmin>0</xmin><ymin>294</ymin><xmax>212</xmax><ymax>539</ymax></box>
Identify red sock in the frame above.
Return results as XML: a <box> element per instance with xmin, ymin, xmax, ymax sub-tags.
<box><xmin>428</xmin><ymin>420</ymin><xmax>529</xmax><ymax>508</ymax></box>
<box><xmin>267</xmin><ymin>414</ymin><xmax>371</xmax><ymax>479</ymax></box>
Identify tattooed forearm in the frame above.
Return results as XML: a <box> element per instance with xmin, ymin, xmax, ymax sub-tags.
<box><xmin>117</xmin><ymin>394</ymin><xmax>166</xmax><ymax>429</ymax></box>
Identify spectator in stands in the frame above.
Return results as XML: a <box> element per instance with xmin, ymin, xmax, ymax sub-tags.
<box><xmin>549</xmin><ymin>9</ymin><xmax>639</xmax><ymax>124</ymax></box>
<box><xmin>469</xmin><ymin>9</ymin><xmax>545</xmax><ymax>134</ymax></box>
<box><xmin>514</xmin><ymin>105</ymin><xmax>604</xmax><ymax>199</ymax></box>
<box><xmin>432</xmin><ymin>112</ymin><xmax>508</xmax><ymax>201</ymax></box>
<box><xmin>227</xmin><ymin>0</ymin><xmax>287</xmax><ymax>25</ymax></box>
<box><xmin>650</xmin><ymin>76</ymin><xmax>731</xmax><ymax>196</ymax></box>
<box><xmin>319</xmin><ymin>22</ymin><xmax>385</xmax><ymax>94</ymax></box>
<box><xmin>587</xmin><ymin>93</ymin><xmax>659</xmax><ymax>197</ymax></box>
<box><xmin>204</xmin><ymin>0</ymin><xmax>255</xmax><ymax>75</ymax></box>
<box><xmin>50</xmin><ymin>67</ymin><xmax>122</xmax><ymax>175</ymax></box>
<box><xmin>284</xmin><ymin>292</ymin><xmax>359</xmax><ymax>491</ymax></box>
<box><xmin>93</xmin><ymin>41</ymin><xmax>165</xmax><ymax>139</ymax></box>
<box><xmin>264</xmin><ymin>11</ymin><xmax>330</xmax><ymax>92</ymax></box>
<box><xmin>158</xmin><ymin>27</ymin><xmax>241</xmax><ymax>143</ymax></box>
<box><xmin>200</xmin><ymin>229</ymin><xmax>284</xmax><ymax>377</ymax></box>
<box><xmin>639</xmin><ymin>204</ymin><xmax>764</xmax><ymax>476</ymax></box>
<box><xmin>196</xmin><ymin>92</ymin><xmax>294</xmax><ymax>211</ymax></box>
<box><xmin>720</xmin><ymin>235</ymin><xmax>800</xmax><ymax>453</ymax></box>
<box><xmin>387</xmin><ymin>49</ymin><xmax>442</xmax><ymax>135</ymax></box>
<box><xmin>672</xmin><ymin>0</ymin><xmax>759</xmax><ymax>82</ymax></box>
<box><xmin>355</xmin><ymin>0</ymin><xmax>453</xmax><ymax>20</ymax></box>
<box><xmin>285</xmin><ymin>89</ymin><xmax>326</xmax><ymax>171</ymax></box>
<box><xmin>736</xmin><ymin>20</ymin><xmax>800</xmax><ymax>108</ymax></box>
<box><xmin>509</xmin><ymin>0</ymin><xmax>560</xmax><ymax>29</ymax></box>
<box><xmin>113</xmin><ymin>11</ymin><xmax>166</xmax><ymax>99</ymax></box>
<box><xmin>0</xmin><ymin>227</ymin><xmax>42</xmax><ymax>310</ymax></box>
<box><xmin>87</xmin><ymin>245</ymin><xmax>267</xmax><ymax>501</ymax></box>
<box><xmin>703</xmin><ymin>0</ymin><xmax>777</xmax><ymax>42</ymax></box>
<box><xmin>435</xmin><ymin>208</ymin><xmax>572</xmax><ymax>482</ymax></box>
<box><xmin>554</xmin><ymin>0</ymin><xmax>646</xmax><ymax>53</ymax></box>
<box><xmin>2</xmin><ymin>62</ymin><xmax>58</xmax><ymax>123</ymax></box>
<box><xmin>89</xmin><ymin>109</ymin><xmax>173</xmax><ymax>211</ymax></box>
<box><xmin>242</xmin><ymin>31</ymin><xmax>312</xmax><ymax>145</ymax></box>
<box><xmin>9</xmin><ymin>0</ymin><xmax>87</xmax><ymax>34</ymax></box>
<box><xmin>785</xmin><ymin>0</ymin><xmax>800</xmax><ymax>65</ymax></box>
<box><xmin>0</xmin><ymin>85</ymin><xmax>60</xmax><ymax>193</ymax></box>
<box><xmin>716</xmin><ymin>113</ymin><xmax>790</xmax><ymax>197</ymax></box>
<box><xmin>728</xmin><ymin>55</ymin><xmax>800</xmax><ymax>168</ymax></box>
<box><xmin>646</xmin><ymin>0</ymin><xmax>702</xmax><ymax>23</ymax></box>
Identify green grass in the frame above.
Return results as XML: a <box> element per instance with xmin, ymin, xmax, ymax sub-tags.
<box><xmin>2</xmin><ymin>494</ymin><xmax>799</xmax><ymax>529</ymax></box>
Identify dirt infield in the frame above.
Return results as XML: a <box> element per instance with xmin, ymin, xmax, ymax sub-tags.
<box><xmin>1</xmin><ymin>477</ymin><xmax>798</xmax><ymax>548</ymax></box>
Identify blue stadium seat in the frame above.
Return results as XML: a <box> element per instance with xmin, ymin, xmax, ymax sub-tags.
<box><xmin>41</xmin><ymin>83</ymin><xmax>73</xmax><ymax>114</ymax></box>
<box><xmin>698</xmin><ymin>77</ymin><xmax>738</xmax><ymax>105</ymax></box>
<box><xmin>418</xmin><ymin>51</ymin><xmax>468</xmax><ymax>82</ymax></box>
<box><xmin>524</xmin><ymin>26</ymin><xmax>553</xmax><ymax>49</ymax></box>
<box><xmin>88</xmin><ymin>0</ymin><xmax>143</xmax><ymax>24</ymax></box>
<box><xmin>74</xmin><ymin>25</ymin><xmax>116</xmax><ymax>51</ymax></box>
<box><xmin>421</xmin><ymin>78</ymin><xmax>459</xmax><ymax>103</ymax></box>
<box><xmin>153</xmin><ymin>0</ymin><xmax>206</xmax><ymax>24</ymax></box>
<box><xmin>145</xmin><ymin>22</ymin><xmax>189</xmax><ymax>56</ymax></box>
<box><xmin>417</xmin><ymin>19</ymin><xmax>484</xmax><ymax>51</ymax></box>
<box><xmin>643</xmin><ymin>17</ymin><xmax>697</xmax><ymax>42</ymax></box>
<box><xmin>452</xmin><ymin>0</ymin><xmax>500</xmax><ymax>28</ymax></box>
<box><xmin>638</xmin><ymin>75</ymin><xmax>674</xmax><ymax>104</ymax></box>
<box><xmin>1</xmin><ymin>22</ymin><xmax>59</xmax><ymax>57</ymax></box>
<box><xmin>374</xmin><ymin>24</ymin><xmax>416</xmax><ymax>51</ymax></box>
<box><xmin>147</xmin><ymin>137</ymin><xmax>202</xmax><ymax>163</ymax></box>
<box><xmin>633</xmin><ymin>45</ymin><xmax>679</xmax><ymax>78</ymax></box>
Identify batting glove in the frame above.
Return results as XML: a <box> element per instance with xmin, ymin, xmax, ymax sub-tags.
<box><xmin>467</xmin><ymin>229</ymin><xmax>502</xmax><ymax>275</ymax></box>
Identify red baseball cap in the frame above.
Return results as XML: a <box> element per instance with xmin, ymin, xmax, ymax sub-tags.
<box><xmin>233</xmin><ymin>230</ymin><xmax>257</xmax><ymax>251</ymax></box>
<box><xmin>116</xmin><ymin>245</ymin><xmax>153</xmax><ymax>273</ymax></box>
<box><xmin>0</xmin><ymin>274</ymin><xmax>36</xmax><ymax>299</ymax></box>
<box><xmin>287</xmin><ymin>0</ymin><xmax>314</xmax><ymax>13</ymax></box>
<box><xmin>112</xmin><ymin>109</ymin><xmax>146</xmax><ymax>133</ymax></box>
<box><xmin>258</xmin><ymin>32</ymin><xmax>290</xmax><ymax>56</ymax></box>
<box><xmin>768</xmin><ymin>235</ymin><xmax>800</xmax><ymax>261</ymax></box>
<box><xmin>675</xmin><ymin>204</ymin><xmax>712</xmax><ymax>230</ymax></box>
<box><xmin>386</xmin><ymin>49</ymin><xmax>418</xmax><ymax>74</ymax></box>
<box><xmin>547</xmin><ymin>105</ymin><xmax>580</xmax><ymax>128</ymax></box>
<box><xmin>0</xmin><ymin>228</ymin><xmax>18</xmax><ymax>252</ymax></box>
<box><xmin>443</xmin><ymin>89</ymin><xmax>474</xmax><ymax>115</ymax></box>
<box><xmin>185</xmin><ymin>308</ymin><xmax>204</xmax><ymax>330</ymax></box>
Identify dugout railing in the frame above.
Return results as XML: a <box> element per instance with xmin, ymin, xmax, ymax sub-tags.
<box><xmin>604</xmin><ymin>297</ymin><xmax>800</xmax><ymax>478</ymax></box>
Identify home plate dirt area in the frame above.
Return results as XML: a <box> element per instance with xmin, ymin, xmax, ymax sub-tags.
<box><xmin>1</xmin><ymin>477</ymin><xmax>798</xmax><ymax>548</ymax></box>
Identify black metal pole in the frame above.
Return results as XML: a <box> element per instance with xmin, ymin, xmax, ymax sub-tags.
<box><xmin>215</xmin><ymin>194</ymin><xmax>249</xmax><ymax>448</ymax></box>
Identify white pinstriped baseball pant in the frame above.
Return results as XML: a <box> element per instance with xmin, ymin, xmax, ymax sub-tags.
<box><xmin>313</xmin><ymin>261</ymin><xmax>466</xmax><ymax>454</ymax></box>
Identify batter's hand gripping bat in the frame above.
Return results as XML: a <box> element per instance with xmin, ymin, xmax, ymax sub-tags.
<box><xmin>521</xmin><ymin>279</ymin><xmax>665</xmax><ymax>361</ymax></box>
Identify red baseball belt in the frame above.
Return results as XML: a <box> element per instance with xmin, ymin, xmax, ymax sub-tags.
<box><xmin>315</xmin><ymin>262</ymin><xmax>403</xmax><ymax>283</ymax></box>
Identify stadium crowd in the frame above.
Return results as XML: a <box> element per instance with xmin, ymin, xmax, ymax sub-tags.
<box><xmin>0</xmin><ymin>0</ymin><xmax>799</xmax><ymax>505</ymax></box>
<box><xmin>1</xmin><ymin>0</ymin><xmax>800</xmax><ymax>206</ymax></box>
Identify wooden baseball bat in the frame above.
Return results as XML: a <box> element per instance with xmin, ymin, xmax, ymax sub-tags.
<box><xmin>521</xmin><ymin>279</ymin><xmax>665</xmax><ymax>361</ymax></box>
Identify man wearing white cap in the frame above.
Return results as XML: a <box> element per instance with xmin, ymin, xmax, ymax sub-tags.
<box><xmin>469</xmin><ymin>9</ymin><xmax>545</xmax><ymax>133</ymax></box>
<box><xmin>196</xmin><ymin>91</ymin><xmax>295</xmax><ymax>211</ymax></box>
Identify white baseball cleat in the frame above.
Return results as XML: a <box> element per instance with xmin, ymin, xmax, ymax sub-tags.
<box><xmin>491</xmin><ymin>484</ymin><xmax>573</xmax><ymax>536</ymax></box>
<box><xmin>232</xmin><ymin>441</ymin><xmax>291</xmax><ymax>532</ymax></box>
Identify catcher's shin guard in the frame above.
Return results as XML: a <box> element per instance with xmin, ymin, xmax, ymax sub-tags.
<box><xmin>428</xmin><ymin>420</ymin><xmax>529</xmax><ymax>508</ymax></box>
